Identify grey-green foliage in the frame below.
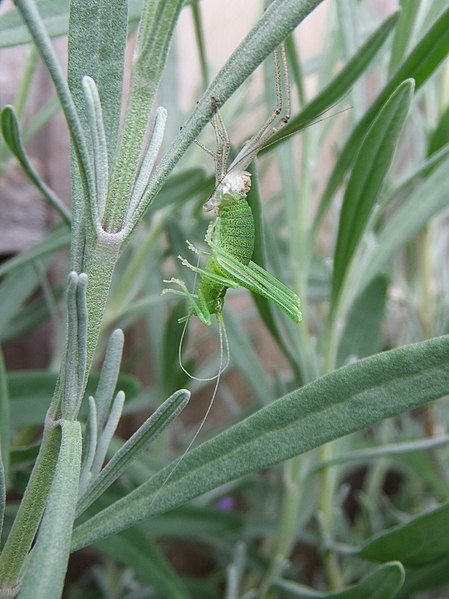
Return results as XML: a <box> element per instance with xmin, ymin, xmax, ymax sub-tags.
<box><xmin>2</xmin><ymin>0</ymin><xmax>449</xmax><ymax>598</ymax></box>
<box><xmin>18</xmin><ymin>421</ymin><xmax>82</xmax><ymax>599</ymax></box>
<box><xmin>72</xmin><ymin>335</ymin><xmax>449</xmax><ymax>549</ymax></box>
<box><xmin>274</xmin><ymin>562</ymin><xmax>405</xmax><ymax>598</ymax></box>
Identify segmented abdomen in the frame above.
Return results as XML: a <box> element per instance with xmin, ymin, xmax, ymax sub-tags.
<box><xmin>196</xmin><ymin>200</ymin><xmax>255</xmax><ymax>316</ymax></box>
<box><xmin>213</xmin><ymin>200</ymin><xmax>255</xmax><ymax>265</ymax></box>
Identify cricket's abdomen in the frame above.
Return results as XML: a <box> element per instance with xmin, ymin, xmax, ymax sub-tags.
<box><xmin>214</xmin><ymin>200</ymin><xmax>255</xmax><ymax>264</ymax></box>
<box><xmin>198</xmin><ymin>200</ymin><xmax>255</xmax><ymax>317</ymax></box>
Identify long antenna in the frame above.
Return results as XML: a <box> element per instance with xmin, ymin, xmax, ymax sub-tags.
<box><xmin>149</xmin><ymin>313</ymin><xmax>228</xmax><ymax>510</ymax></box>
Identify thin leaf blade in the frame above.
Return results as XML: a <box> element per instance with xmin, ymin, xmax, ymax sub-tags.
<box><xmin>275</xmin><ymin>561</ymin><xmax>404</xmax><ymax>598</ymax></box>
<box><xmin>332</xmin><ymin>79</ymin><xmax>414</xmax><ymax>307</ymax></box>
<box><xmin>19</xmin><ymin>421</ymin><xmax>82</xmax><ymax>599</ymax></box>
<box><xmin>359</xmin><ymin>499</ymin><xmax>449</xmax><ymax>568</ymax></box>
<box><xmin>313</xmin><ymin>5</ymin><xmax>449</xmax><ymax>234</ymax></box>
<box><xmin>72</xmin><ymin>335</ymin><xmax>449</xmax><ymax>549</ymax></box>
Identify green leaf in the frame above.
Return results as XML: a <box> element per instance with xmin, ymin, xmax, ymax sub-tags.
<box><xmin>104</xmin><ymin>0</ymin><xmax>185</xmax><ymax>232</ymax></box>
<box><xmin>76</xmin><ymin>389</ymin><xmax>190</xmax><ymax>515</ymax></box>
<box><xmin>337</xmin><ymin>276</ymin><xmax>388</xmax><ymax>367</ymax></box>
<box><xmin>10</xmin><ymin>443</ymin><xmax>41</xmax><ymax>467</ymax></box>
<box><xmin>8</xmin><ymin>371</ymin><xmax>141</xmax><ymax>428</ymax></box>
<box><xmin>0</xmin><ymin>287</ymin><xmax>64</xmax><ymax>344</ymax></box>
<box><xmin>0</xmin><ymin>0</ymin><xmax>146</xmax><ymax>48</ymax></box>
<box><xmin>0</xmin><ymin>225</ymin><xmax>70</xmax><ymax>279</ymax></box>
<box><xmin>396</xmin><ymin>557</ymin><xmax>449</xmax><ymax>599</ymax></box>
<box><xmin>262</xmin><ymin>10</ymin><xmax>400</xmax><ymax>150</ymax></box>
<box><xmin>146</xmin><ymin>505</ymin><xmax>244</xmax><ymax>539</ymax></box>
<box><xmin>383</xmin><ymin>139</ymin><xmax>449</xmax><ymax>208</ymax></box>
<box><xmin>358</xmin><ymin>154</ymin><xmax>449</xmax><ymax>294</ymax></box>
<box><xmin>427</xmin><ymin>102</ymin><xmax>449</xmax><ymax>156</ymax></box>
<box><xmin>0</xmin><ymin>261</ymin><xmax>51</xmax><ymax>336</ymax></box>
<box><xmin>223</xmin><ymin>309</ymin><xmax>273</xmax><ymax>406</ymax></box>
<box><xmin>311</xmin><ymin>435</ymin><xmax>449</xmax><ymax>474</ymax></box>
<box><xmin>0</xmin><ymin>425</ymin><xmax>61</xmax><ymax>593</ymax></box>
<box><xmin>313</xmin><ymin>4</ymin><xmax>449</xmax><ymax>234</ymax></box>
<box><xmin>332</xmin><ymin>79</ymin><xmax>414</xmax><ymax>309</ymax></box>
<box><xmin>247</xmin><ymin>164</ymin><xmax>294</xmax><ymax>360</ymax></box>
<box><xmin>18</xmin><ymin>420</ymin><xmax>82</xmax><ymax>599</ymax></box>
<box><xmin>359</xmin><ymin>499</ymin><xmax>449</xmax><ymax>568</ymax></box>
<box><xmin>1</xmin><ymin>106</ymin><xmax>71</xmax><ymax>224</ymax></box>
<box><xmin>0</xmin><ymin>349</ymin><xmax>10</xmax><ymax>491</ymax></box>
<box><xmin>0</xmin><ymin>454</ymin><xmax>4</xmax><ymax>546</ymax></box>
<box><xmin>72</xmin><ymin>335</ymin><xmax>449</xmax><ymax>549</ymax></box>
<box><xmin>68</xmin><ymin>0</ymin><xmax>127</xmax><ymax>167</ymax></box>
<box><xmin>388</xmin><ymin>0</ymin><xmax>420</xmax><ymax>74</ymax></box>
<box><xmin>95</xmin><ymin>528</ymin><xmax>193</xmax><ymax>599</ymax></box>
<box><xmin>67</xmin><ymin>0</ymin><xmax>128</xmax><ymax>270</ymax></box>
<box><xmin>275</xmin><ymin>562</ymin><xmax>404</xmax><ymax>598</ymax></box>
<box><xmin>160</xmin><ymin>303</ymin><xmax>193</xmax><ymax>395</ymax></box>
<box><xmin>0</xmin><ymin>0</ymin><xmax>70</xmax><ymax>48</ymax></box>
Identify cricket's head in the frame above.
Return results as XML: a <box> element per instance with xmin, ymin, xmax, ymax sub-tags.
<box><xmin>204</xmin><ymin>170</ymin><xmax>252</xmax><ymax>212</ymax></box>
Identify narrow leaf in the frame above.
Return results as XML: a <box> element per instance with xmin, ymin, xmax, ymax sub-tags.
<box><xmin>396</xmin><ymin>557</ymin><xmax>449</xmax><ymax>599</ymax></box>
<box><xmin>0</xmin><ymin>0</ymin><xmax>69</xmax><ymax>48</ymax></box>
<box><xmin>82</xmin><ymin>76</ymin><xmax>110</xmax><ymax>221</ymax></box>
<box><xmin>0</xmin><ymin>225</ymin><xmax>70</xmax><ymax>279</ymax></box>
<box><xmin>332</xmin><ymin>79</ymin><xmax>414</xmax><ymax>308</ymax></box>
<box><xmin>275</xmin><ymin>561</ymin><xmax>404</xmax><ymax>598</ymax></box>
<box><xmin>94</xmin><ymin>329</ymin><xmax>125</xmax><ymax>431</ymax></box>
<box><xmin>1</xmin><ymin>106</ymin><xmax>71</xmax><ymax>224</ymax></box>
<box><xmin>0</xmin><ymin>261</ymin><xmax>51</xmax><ymax>335</ymax></box>
<box><xmin>337</xmin><ymin>276</ymin><xmax>387</xmax><ymax>366</ymax></box>
<box><xmin>359</xmin><ymin>499</ymin><xmax>449</xmax><ymax>568</ymax></box>
<box><xmin>358</xmin><ymin>154</ymin><xmax>449</xmax><ymax>294</ymax></box>
<box><xmin>18</xmin><ymin>421</ymin><xmax>82</xmax><ymax>599</ymax></box>
<box><xmin>95</xmin><ymin>528</ymin><xmax>193</xmax><ymax>599</ymax></box>
<box><xmin>76</xmin><ymin>389</ymin><xmax>190</xmax><ymax>515</ymax></box>
<box><xmin>223</xmin><ymin>309</ymin><xmax>273</xmax><ymax>406</ymax></box>
<box><xmin>72</xmin><ymin>335</ymin><xmax>449</xmax><ymax>549</ymax></box>
<box><xmin>247</xmin><ymin>164</ymin><xmax>292</xmax><ymax>356</ymax></box>
<box><xmin>0</xmin><ymin>425</ymin><xmax>61</xmax><ymax>593</ymax></box>
<box><xmin>388</xmin><ymin>0</ymin><xmax>420</xmax><ymax>74</ymax></box>
<box><xmin>427</xmin><ymin>102</ymin><xmax>449</xmax><ymax>156</ymax></box>
<box><xmin>0</xmin><ymin>348</ymin><xmax>10</xmax><ymax>490</ymax></box>
<box><xmin>0</xmin><ymin>455</ymin><xmax>4</xmax><ymax>546</ymax></box>
<box><xmin>312</xmin><ymin>435</ymin><xmax>449</xmax><ymax>473</ymax></box>
<box><xmin>68</xmin><ymin>0</ymin><xmax>127</xmax><ymax>166</ymax></box>
<box><xmin>104</xmin><ymin>0</ymin><xmax>184</xmax><ymax>232</ymax></box>
<box><xmin>89</xmin><ymin>391</ymin><xmax>125</xmax><ymax>481</ymax></box>
<box><xmin>313</xmin><ymin>5</ymin><xmax>449</xmax><ymax>234</ymax></box>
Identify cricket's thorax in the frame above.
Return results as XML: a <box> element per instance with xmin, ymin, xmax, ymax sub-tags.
<box><xmin>218</xmin><ymin>170</ymin><xmax>252</xmax><ymax>201</ymax></box>
<box><xmin>204</xmin><ymin>169</ymin><xmax>252</xmax><ymax>211</ymax></box>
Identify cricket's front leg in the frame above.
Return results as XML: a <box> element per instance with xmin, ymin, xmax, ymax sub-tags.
<box><xmin>204</xmin><ymin>220</ymin><xmax>217</xmax><ymax>245</ymax></box>
<box><xmin>162</xmin><ymin>278</ymin><xmax>212</xmax><ymax>325</ymax></box>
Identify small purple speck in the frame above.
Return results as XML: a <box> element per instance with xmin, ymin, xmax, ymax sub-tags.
<box><xmin>216</xmin><ymin>496</ymin><xmax>235</xmax><ymax>511</ymax></box>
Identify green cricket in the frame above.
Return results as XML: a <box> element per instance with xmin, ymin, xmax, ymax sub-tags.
<box><xmin>149</xmin><ymin>47</ymin><xmax>303</xmax><ymax>495</ymax></box>
<box><xmin>163</xmin><ymin>45</ymin><xmax>302</xmax><ymax>328</ymax></box>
